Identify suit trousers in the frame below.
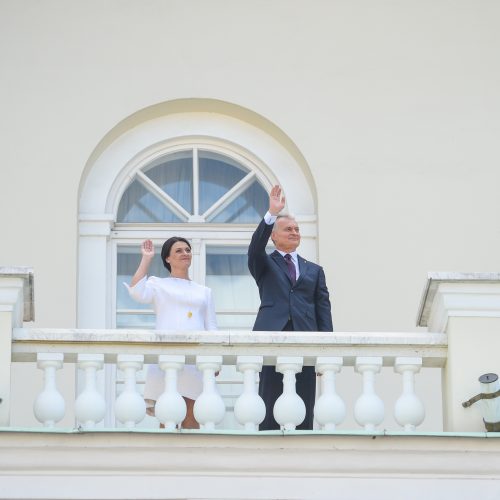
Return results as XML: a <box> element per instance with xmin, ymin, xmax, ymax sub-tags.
<box><xmin>258</xmin><ymin>321</ymin><xmax>316</xmax><ymax>430</ymax></box>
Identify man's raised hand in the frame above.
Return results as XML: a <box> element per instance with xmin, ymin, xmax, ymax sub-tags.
<box><xmin>269</xmin><ymin>185</ymin><xmax>285</xmax><ymax>216</ymax></box>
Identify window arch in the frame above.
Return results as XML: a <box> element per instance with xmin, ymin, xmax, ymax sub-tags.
<box><xmin>117</xmin><ymin>148</ymin><xmax>268</xmax><ymax>224</ymax></box>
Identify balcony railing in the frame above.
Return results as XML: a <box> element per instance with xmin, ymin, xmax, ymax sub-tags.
<box><xmin>9</xmin><ymin>328</ymin><xmax>447</xmax><ymax>432</ymax></box>
<box><xmin>2</xmin><ymin>267</ymin><xmax>500</xmax><ymax>434</ymax></box>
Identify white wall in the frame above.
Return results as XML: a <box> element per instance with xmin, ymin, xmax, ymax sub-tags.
<box><xmin>0</xmin><ymin>0</ymin><xmax>499</xmax><ymax>333</ymax></box>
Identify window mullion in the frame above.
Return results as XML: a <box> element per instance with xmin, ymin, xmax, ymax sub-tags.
<box><xmin>202</xmin><ymin>171</ymin><xmax>256</xmax><ymax>221</ymax></box>
<box><xmin>136</xmin><ymin>171</ymin><xmax>191</xmax><ymax>221</ymax></box>
<box><xmin>193</xmin><ymin>148</ymin><xmax>200</xmax><ymax>216</ymax></box>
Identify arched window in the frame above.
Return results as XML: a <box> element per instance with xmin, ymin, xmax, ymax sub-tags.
<box><xmin>114</xmin><ymin>145</ymin><xmax>269</xmax><ymax>331</ymax></box>
<box><xmin>78</xmin><ymin>101</ymin><xmax>317</xmax><ymax>333</ymax></box>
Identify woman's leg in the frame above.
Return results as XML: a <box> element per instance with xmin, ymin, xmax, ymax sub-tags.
<box><xmin>181</xmin><ymin>397</ymin><xmax>199</xmax><ymax>429</ymax></box>
<box><xmin>151</xmin><ymin>397</ymin><xmax>198</xmax><ymax>429</ymax></box>
<box><xmin>145</xmin><ymin>398</ymin><xmax>156</xmax><ymax>417</ymax></box>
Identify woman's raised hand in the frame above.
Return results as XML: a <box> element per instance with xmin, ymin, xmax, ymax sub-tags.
<box><xmin>130</xmin><ymin>240</ymin><xmax>154</xmax><ymax>287</ymax></box>
<box><xmin>141</xmin><ymin>239</ymin><xmax>155</xmax><ymax>259</ymax></box>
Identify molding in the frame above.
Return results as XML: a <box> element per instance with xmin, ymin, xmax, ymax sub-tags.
<box><xmin>1</xmin><ymin>432</ymin><xmax>500</xmax><ymax>499</ymax></box>
<box><xmin>78</xmin><ymin>214</ymin><xmax>115</xmax><ymax>237</ymax></box>
<box><xmin>0</xmin><ymin>268</ymin><xmax>34</xmax><ymax>323</ymax></box>
<box><xmin>417</xmin><ymin>273</ymin><xmax>500</xmax><ymax>331</ymax></box>
<box><xmin>79</xmin><ymin>115</ymin><xmax>316</xmax><ymax>216</ymax></box>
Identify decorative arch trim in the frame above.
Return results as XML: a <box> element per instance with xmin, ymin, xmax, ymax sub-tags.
<box><xmin>79</xmin><ymin>98</ymin><xmax>317</xmax><ymax>219</ymax></box>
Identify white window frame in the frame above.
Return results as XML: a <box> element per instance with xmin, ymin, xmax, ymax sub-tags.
<box><xmin>112</xmin><ymin>142</ymin><xmax>273</xmax><ymax>329</ymax></box>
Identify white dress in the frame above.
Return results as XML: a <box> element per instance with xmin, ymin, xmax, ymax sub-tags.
<box><xmin>125</xmin><ymin>276</ymin><xmax>217</xmax><ymax>406</ymax></box>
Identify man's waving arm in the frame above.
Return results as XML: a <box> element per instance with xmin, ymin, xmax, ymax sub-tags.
<box><xmin>248</xmin><ymin>185</ymin><xmax>285</xmax><ymax>281</ymax></box>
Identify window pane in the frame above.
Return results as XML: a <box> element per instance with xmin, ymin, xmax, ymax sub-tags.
<box><xmin>216</xmin><ymin>314</ymin><xmax>257</xmax><ymax>330</ymax></box>
<box><xmin>199</xmin><ymin>151</ymin><xmax>247</xmax><ymax>214</ymax></box>
<box><xmin>117</xmin><ymin>179</ymin><xmax>183</xmax><ymax>223</ymax></box>
<box><xmin>116</xmin><ymin>313</ymin><xmax>155</xmax><ymax>329</ymax></box>
<box><xmin>210</xmin><ymin>179</ymin><xmax>268</xmax><ymax>223</ymax></box>
<box><xmin>205</xmin><ymin>246</ymin><xmax>259</xmax><ymax>330</ymax></box>
<box><xmin>144</xmin><ymin>151</ymin><xmax>193</xmax><ymax>213</ymax></box>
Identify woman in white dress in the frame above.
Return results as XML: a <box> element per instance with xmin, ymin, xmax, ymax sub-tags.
<box><xmin>126</xmin><ymin>237</ymin><xmax>217</xmax><ymax>429</ymax></box>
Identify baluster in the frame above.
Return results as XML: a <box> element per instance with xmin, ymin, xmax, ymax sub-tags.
<box><xmin>394</xmin><ymin>357</ymin><xmax>425</xmax><ymax>431</ymax></box>
<box><xmin>115</xmin><ymin>354</ymin><xmax>146</xmax><ymax>428</ymax></box>
<box><xmin>155</xmin><ymin>355</ymin><xmax>187</xmax><ymax>431</ymax></box>
<box><xmin>194</xmin><ymin>355</ymin><xmax>225</xmax><ymax>431</ymax></box>
<box><xmin>234</xmin><ymin>355</ymin><xmax>266</xmax><ymax>431</ymax></box>
<box><xmin>74</xmin><ymin>354</ymin><xmax>106</xmax><ymax>429</ymax></box>
<box><xmin>354</xmin><ymin>356</ymin><xmax>384</xmax><ymax>431</ymax></box>
<box><xmin>273</xmin><ymin>356</ymin><xmax>306</xmax><ymax>431</ymax></box>
<box><xmin>314</xmin><ymin>356</ymin><xmax>345</xmax><ymax>431</ymax></box>
<box><xmin>34</xmin><ymin>353</ymin><xmax>65</xmax><ymax>428</ymax></box>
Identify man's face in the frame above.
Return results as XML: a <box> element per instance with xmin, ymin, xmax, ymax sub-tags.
<box><xmin>272</xmin><ymin>217</ymin><xmax>301</xmax><ymax>253</ymax></box>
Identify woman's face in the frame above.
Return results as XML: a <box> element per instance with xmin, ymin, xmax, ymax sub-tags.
<box><xmin>166</xmin><ymin>241</ymin><xmax>192</xmax><ymax>271</ymax></box>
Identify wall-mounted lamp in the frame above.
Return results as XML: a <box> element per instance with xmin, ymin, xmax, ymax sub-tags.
<box><xmin>463</xmin><ymin>373</ymin><xmax>500</xmax><ymax>431</ymax></box>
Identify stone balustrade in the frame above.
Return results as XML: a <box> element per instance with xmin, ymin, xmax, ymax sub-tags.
<box><xmin>4</xmin><ymin>268</ymin><xmax>500</xmax><ymax>434</ymax></box>
<box><xmin>10</xmin><ymin>327</ymin><xmax>446</xmax><ymax>431</ymax></box>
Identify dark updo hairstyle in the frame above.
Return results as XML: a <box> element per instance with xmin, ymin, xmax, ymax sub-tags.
<box><xmin>160</xmin><ymin>237</ymin><xmax>192</xmax><ymax>272</ymax></box>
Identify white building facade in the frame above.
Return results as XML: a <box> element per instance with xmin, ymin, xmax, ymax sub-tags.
<box><xmin>1</xmin><ymin>1</ymin><xmax>500</xmax><ymax>498</ymax></box>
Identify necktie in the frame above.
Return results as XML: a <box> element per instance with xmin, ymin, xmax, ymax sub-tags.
<box><xmin>284</xmin><ymin>254</ymin><xmax>296</xmax><ymax>285</ymax></box>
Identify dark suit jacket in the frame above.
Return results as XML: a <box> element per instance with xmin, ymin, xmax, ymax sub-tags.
<box><xmin>248</xmin><ymin>218</ymin><xmax>333</xmax><ymax>332</ymax></box>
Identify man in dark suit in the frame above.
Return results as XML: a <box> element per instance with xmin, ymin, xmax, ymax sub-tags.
<box><xmin>248</xmin><ymin>185</ymin><xmax>333</xmax><ymax>430</ymax></box>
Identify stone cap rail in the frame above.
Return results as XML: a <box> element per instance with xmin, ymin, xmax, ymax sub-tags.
<box><xmin>0</xmin><ymin>266</ymin><xmax>34</xmax><ymax>322</ymax></box>
<box><xmin>417</xmin><ymin>271</ymin><xmax>500</xmax><ymax>327</ymax></box>
<box><xmin>12</xmin><ymin>328</ymin><xmax>447</xmax><ymax>367</ymax></box>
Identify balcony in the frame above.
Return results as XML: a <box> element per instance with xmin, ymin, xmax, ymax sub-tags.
<box><xmin>2</xmin><ymin>268</ymin><xmax>500</xmax><ymax>499</ymax></box>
